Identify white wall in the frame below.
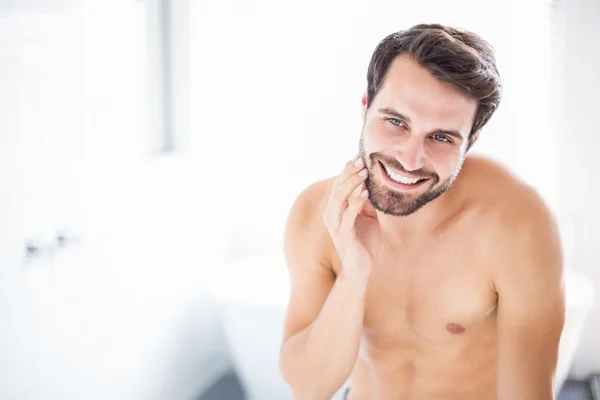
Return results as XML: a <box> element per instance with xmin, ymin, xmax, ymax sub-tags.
<box><xmin>0</xmin><ymin>1</ymin><xmax>231</xmax><ymax>398</ymax></box>
<box><xmin>73</xmin><ymin>0</ymin><xmax>234</xmax><ymax>393</ymax></box>
<box><xmin>0</xmin><ymin>6</ymin><xmax>85</xmax><ymax>270</ymax></box>
<box><xmin>559</xmin><ymin>0</ymin><xmax>600</xmax><ymax>379</ymax></box>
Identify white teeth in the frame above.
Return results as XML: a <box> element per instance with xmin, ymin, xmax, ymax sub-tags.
<box><xmin>383</xmin><ymin>164</ymin><xmax>422</xmax><ymax>185</ymax></box>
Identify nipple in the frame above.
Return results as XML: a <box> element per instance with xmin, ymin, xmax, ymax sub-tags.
<box><xmin>445</xmin><ymin>322</ymin><xmax>466</xmax><ymax>334</ymax></box>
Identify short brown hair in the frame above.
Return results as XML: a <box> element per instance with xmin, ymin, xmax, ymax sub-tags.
<box><xmin>366</xmin><ymin>23</ymin><xmax>502</xmax><ymax>147</ymax></box>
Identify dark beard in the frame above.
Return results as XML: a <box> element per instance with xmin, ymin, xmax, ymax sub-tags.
<box><xmin>358</xmin><ymin>135</ymin><xmax>459</xmax><ymax>217</ymax></box>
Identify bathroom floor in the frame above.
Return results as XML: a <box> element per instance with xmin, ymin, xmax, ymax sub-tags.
<box><xmin>198</xmin><ymin>371</ymin><xmax>599</xmax><ymax>400</ymax></box>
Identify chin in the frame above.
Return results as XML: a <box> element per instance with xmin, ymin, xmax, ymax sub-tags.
<box><xmin>366</xmin><ymin>174</ymin><xmax>452</xmax><ymax>217</ymax></box>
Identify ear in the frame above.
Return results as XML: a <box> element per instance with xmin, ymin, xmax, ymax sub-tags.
<box><xmin>361</xmin><ymin>91</ymin><xmax>368</xmax><ymax>120</ymax></box>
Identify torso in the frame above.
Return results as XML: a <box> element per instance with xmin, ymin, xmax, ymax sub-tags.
<box><xmin>323</xmin><ymin>155</ymin><xmax>515</xmax><ymax>400</ymax></box>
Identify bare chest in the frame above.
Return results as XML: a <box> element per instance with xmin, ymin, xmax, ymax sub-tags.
<box><xmin>361</xmin><ymin>237</ymin><xmax>497</xmax><ymax>349</ymax></box>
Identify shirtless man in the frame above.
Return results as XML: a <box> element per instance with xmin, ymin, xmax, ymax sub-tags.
<box><xmin>279</xmin><ymin>24</ymin><xmax>565</xmax><ymax>400</ymax></box>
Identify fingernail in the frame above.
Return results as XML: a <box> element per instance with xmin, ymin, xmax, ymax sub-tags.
<box><xmin>359</xmin><ymin>169</ymin><xmax>367</xmax><ymax>177</ymax></box>
<box><xmin>361</xmin><ymin>190</ymin><xmax>368</xmax><ymax>197</ymax></box>
<box><xmin>354</xmin><ymin>158</ymin><xmax>364</xmax><ymax>168</ymax></box>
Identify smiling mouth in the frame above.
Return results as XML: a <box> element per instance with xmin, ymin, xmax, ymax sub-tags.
<box><xmin>379</xmin><ymin>161</ymin><xmax>428</xmax><ymax>186</ymax></box>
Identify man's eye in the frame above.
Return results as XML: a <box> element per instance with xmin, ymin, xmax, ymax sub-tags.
<box><xmin>388</xmin><ymin>118</ymin><xmax>404</xmax><ymax>127</ymax></box>
<box><xmin>433</xmin><ymin>133</ymin><xmax>450</xmax><ymax>142</ymax></box>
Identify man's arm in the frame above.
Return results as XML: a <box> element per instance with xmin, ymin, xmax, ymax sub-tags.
<box><xmin>279</xmin><ymin>179</ymin><xmax>369</xmax><ymax>400</ymax></box>
<box><xmin>493</xmin><ymin>189</ymin><xmax>566</xmax><ymax>400</ymax></box>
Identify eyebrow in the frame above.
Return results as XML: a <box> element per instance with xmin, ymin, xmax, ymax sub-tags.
<box><xmin>377</xmin><ymin>107</ymin><xmax>465</xmax><ymax>141</ymax></box>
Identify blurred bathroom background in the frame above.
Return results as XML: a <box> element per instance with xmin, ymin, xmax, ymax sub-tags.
<box><xmin>0</xmin><ymin>0</ymin><xmax>599</xmax><ymax>399</ymax></box>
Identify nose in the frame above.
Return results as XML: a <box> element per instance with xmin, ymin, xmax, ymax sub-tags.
<box><xmin>394</xmin><ymin>134</ymin><xmax>425</xmax><ymax>172</ymax></box>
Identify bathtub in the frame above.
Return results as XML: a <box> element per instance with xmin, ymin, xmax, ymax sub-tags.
<box><xmin>211</xmin><ymin>252</ymin><xmax>595</xmax><ymax>400</ymax></box>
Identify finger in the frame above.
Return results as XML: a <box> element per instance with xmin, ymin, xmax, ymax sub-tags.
<box><xmin>325</xmin><ymin>155</ymin><xmax>366</xmax><ymax>230</ymax></box>
<box><xmin>332</xmin><ymin>155</ymin><xmax>365</xmax><ymax>193</ymax></box>
<box><xmin>339</xmin><ymin>188</ymin><xmax>369</xmax><ymax>233</ymax></box>
<box><xmin>325</xmin><ymin>156</ymin><xmax>363</xmax><ymax>228</ymax></box>
<box><xmin>351</xmin><ymin>181</ymin><xmax>366</xmax><ymax>197</ymax></box>
<box><xmin>330</xmin><ymin>167</ymin><xmax>368</xmax><ymax>229</ymax></box>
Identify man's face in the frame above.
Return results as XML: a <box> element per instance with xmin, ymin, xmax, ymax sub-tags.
<box><xmin>360</xmin><ymin>54</ymin><xmax>479</xmax><ymax>217</ymax></box>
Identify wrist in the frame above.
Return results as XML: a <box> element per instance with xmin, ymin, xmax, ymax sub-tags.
<box><xmin>338</xmin><ymin>267</ymin><xmax>371</xmax><ymax>291</ymax></box>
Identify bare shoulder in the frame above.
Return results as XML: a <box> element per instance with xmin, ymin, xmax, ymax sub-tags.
<box><xmin>459</xmin><ymin>154</ymin><xmax>562</xmax><ymax>277</ymax></box>
<box><xmin>284</xmin><ymin>176</ymin><xmax>335</xmax><ymax>235</ymax></box>
<box><xmin>459</xmin><ymin>154</ymin><xmax>556</xmax><ymax>224</ymax></box>
<box><xmin>458</xmin><ymin>154</ymin><xmax>529</xmax><ymax>199</ymax></box>
<box><xmin>283</xmin><ymin>177</ymin><xmax>337</xmax><ymax>271</ymax></box>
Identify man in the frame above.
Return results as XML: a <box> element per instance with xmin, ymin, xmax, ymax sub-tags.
<box><xmin>279</xmin><ymin>24</ymin><xmax>565</xmax><ymax>400</ymax></box>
